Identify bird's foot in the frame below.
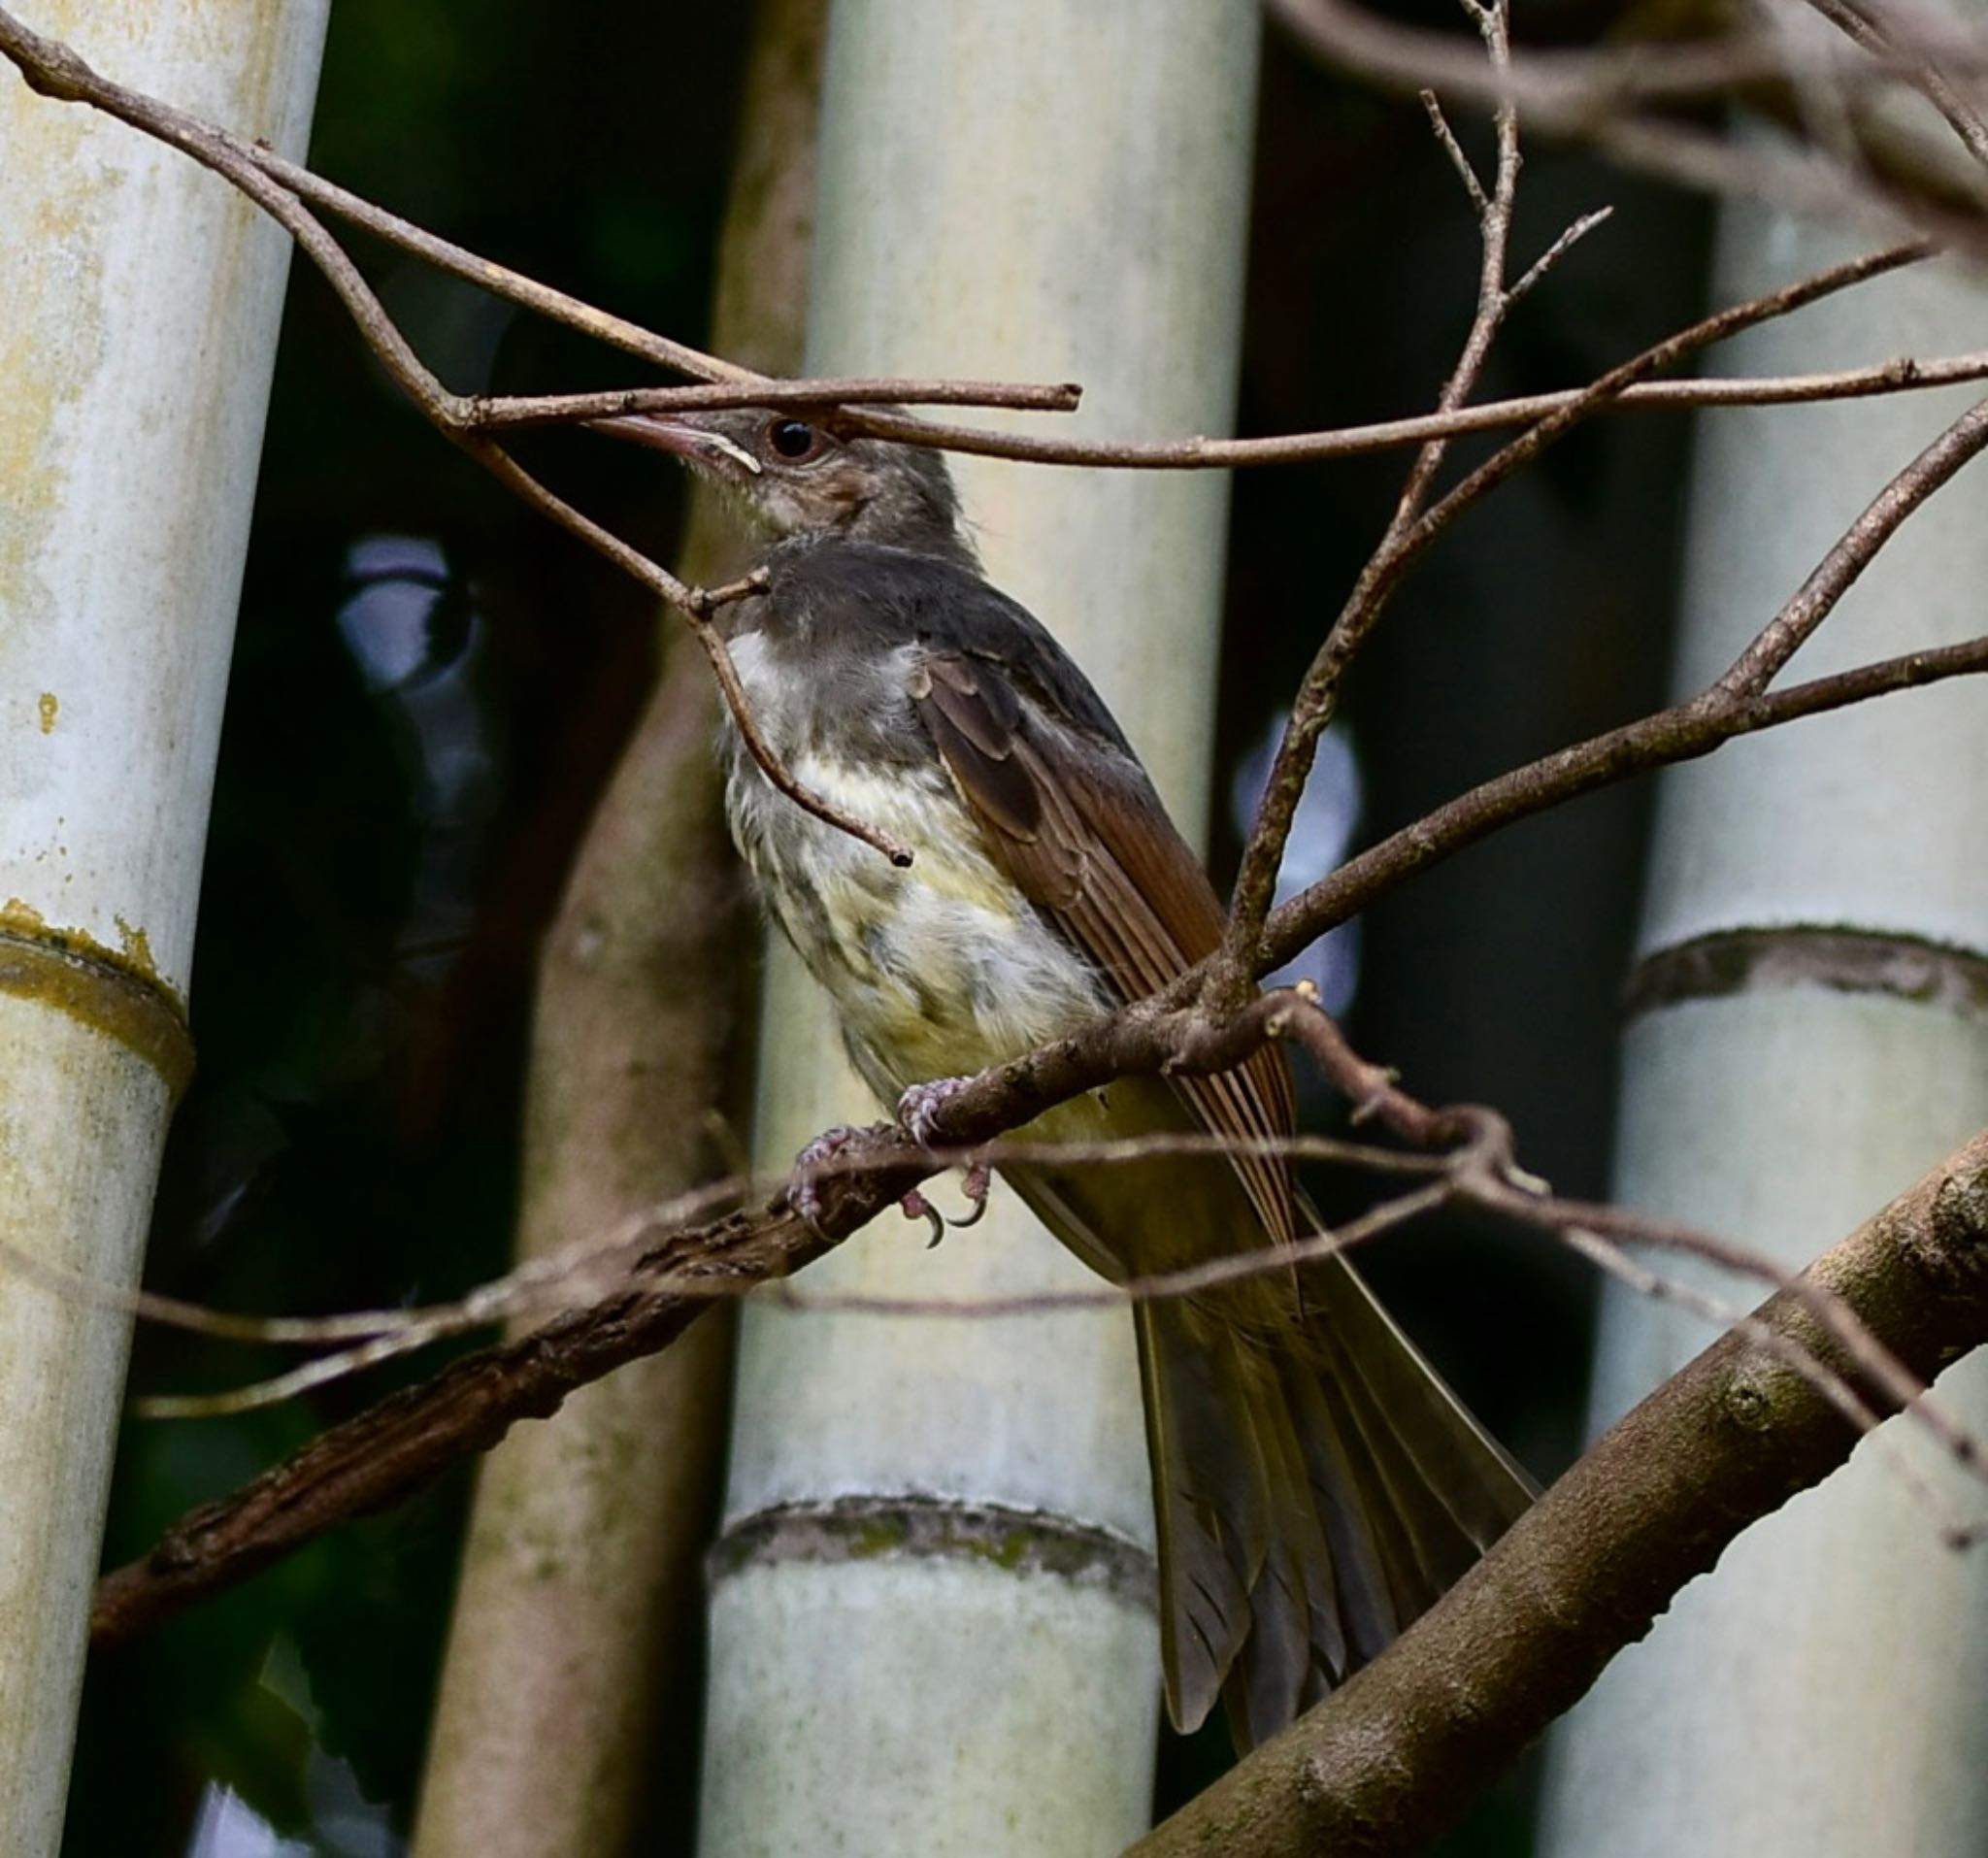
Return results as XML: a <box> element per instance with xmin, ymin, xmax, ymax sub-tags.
<box><xmin>895</xmin><ymin>1075</ymin><xmax>975</xmax><ymax>1145</ymax></box>
<box><xmin>895</xmin><ymin>1078</ymin><xmax>992</xmax><ymax>1243</ymax></box>
<box><xmin>789</xmin><ymin>1117</ymin><xmax>978</xmax><ymax>1245</ymax></box>
<box><xmin>789</xmin><ymin>1121</ymin><xmax>888</xmax><ymax>1234</ymax></box>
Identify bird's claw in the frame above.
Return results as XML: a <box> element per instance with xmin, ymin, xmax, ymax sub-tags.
<box><xmin>790</xmin><ymin>1122</ymin><xmax>887</xmax><ymax>1235</ymax></box>
<box><xmin>948</xmin><ymin>1161</ymin><xmax>992</xmax><ymax>1229</ymax></box>
<box><xmin>898</xmin><ymin>1186</ymin><xmax>947</xmax><ymax>1246</ymax></box>
<box><xmin>895</xmin><ymin>1078</ymin><xmax>992</xmax><ymax>1242</ymax></box>
<box><xmin>790</xmin><ymin>1113</ymin><xmax>986</xmax><ymax>1245</ymax></box>
<box><xmin>896</xmin><ymin>1075</ymin><xmax>974</xmax><ymax>1145</ymax></box>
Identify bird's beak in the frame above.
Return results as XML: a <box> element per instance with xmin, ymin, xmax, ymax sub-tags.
<box><xmin>587</xmin><ymin>412</ymin><xmax>763</xmax><ymax>478</ymax></box>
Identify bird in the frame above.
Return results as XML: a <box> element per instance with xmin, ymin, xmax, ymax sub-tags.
<box><xmin>597</xmin><ymin>403</ymin><xmax>1535</xmax><ymax>1750</ymax></box>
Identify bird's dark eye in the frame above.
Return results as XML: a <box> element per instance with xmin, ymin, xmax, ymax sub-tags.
<box><xmin>765</xmin><ymin>418</ymin><xmax>826</xmax><ymax>462</ymax></box>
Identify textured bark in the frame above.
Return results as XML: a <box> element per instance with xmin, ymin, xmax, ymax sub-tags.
<box><xmin>409</xmin><ymin>7</ymin><xmax>825</xmax><ymax>1855</ymax></box>
<box><xmin>1131</xmin><ymin>1130</ymin><xmax>1988</xmax><ymax>1858</ymax></box>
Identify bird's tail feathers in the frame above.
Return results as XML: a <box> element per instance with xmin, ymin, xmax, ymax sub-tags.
<box><xmin>1142</xmin><ymin>1252</ymin><xmax>1535</xmax><ymax>1750</ymax></box>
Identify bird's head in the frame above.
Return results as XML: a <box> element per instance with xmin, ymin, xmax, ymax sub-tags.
<box><xmin>594</xmin><ymin>406</ymin><xmax>967</xmax><ymax>557</ymax></box>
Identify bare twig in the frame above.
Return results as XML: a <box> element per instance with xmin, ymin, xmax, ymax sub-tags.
<box><xmin>1421</xmin><ymin>89</ymin><xmax>1490</xmax><ymax>212</ymax></box>
<box><xmin>469</xmin><ymin>375</ymin><xmax>1081</xmax><ymax>431</ymax></box>
<box><xmin>1716</xmin><ymin>393</ymin><xmax>1988</xmax><ymax>693</ymax></box>
<box><xmin>1263</xmin><ymin>629</ymin><xmax>1988</xmax><ymax>965</ymax></box>
<box><xmin>471</xmin><ymin>448</ymin><xmax>914</xmax><ymax>861</ymax></box>
<box><xmin>766</xmin><ymin>1183</ymin><xmax>1452</xmax><ymax>1319</ymax></box>
<box><xmin>1272</xmin><ymin>0</ymin><xmax>1988</xmax><ymax>112</ymax></box>
<box><xmin>7</xmin><ymin>14</ymin><xmax>1977</xmax><ymax>475</ymax></box>
<box><xmin>1217</xmin><ymin>0</ymin><xmax>1533</xmax><ymax>992</ymax></box>
<box><xmin>1266</xmin><ymin>0</ymin><xmax>1988</xmax><ymax>251</ymax></box>
<box><xmin>1508</xmin><ymin>204</ymin><xmax>1614</xmax><ymax>306</ymax></box>
<box><xmin>826</xmin><ymin>328</ymin><xmax>1988</xmax><ymax>468</ymax></box>
<box><xmin>83</xmin><ymin>1126</ymin><xmax>1445</xmax><ymax>1419</ymax></box>
<box><xmin>1798</xmin><ymin>0</ymin><xmax>1988</xmax><ymax>180</ymax></box>
<box><xmin>1474</xmin><ymin>1179</ymin><xmax>1986</xmax><ymax>1492</ymax></box>
<box><xmin>0</xmin><ymin>7</ymin><xmax>746</xmax><ymax>385</ymax></box>
<box><xmin>1240</xmin><ymin>257</ymin><xmax>1966</xmax><ymax>973</ymax></box>
<box><xmin>1218</xmin><ymin>223</ymin><xmax>1926</xmax><ymax>992</ymax></box>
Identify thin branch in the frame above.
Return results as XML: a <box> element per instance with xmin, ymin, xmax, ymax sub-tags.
<box><xmin>1421</xmin><ymin>89</ymin><xmax>1490</xmax><ymax>212</ymax></box>
<box><xmin>1798</xmin><ymin>0</ymin><xmax>1988</xmax><ymax>179</ymax></box>
<box><xmin>679</xmin><ymin>586</ymin><xmax>913</xmax><ymax>868</ymax></box>
<box><xmin>468</xmin><ymin>448</ymin><xmax>914</xmax><ymax>862</ymax></box>
<box><xmin>822</xmin><ymin>328</ymin><xmax>1988</xmax><ymax>468</ymax></box>
<box><xmin>43</xmin><ymin>1127</ymin><xmax>1438</xmax><ymax>1402</ymax></box>
<box><xmin>8</xmin><ymin>14</ymin><xmax>1977</xmax><ymax>474</ymax></box>
<box><xmin>766</xmin><ymin>1184</ymin><xmax>1452</xmax><ymax>1319</ymax></box>
<box><xmin>1508</xmin><ymin>204</ymin><xmax>1614</xmax><ymax>306</ymax></box>
<box><xmin>1265</xmin><ymin>0</ymin><xmax>1988</xmax><ymax>253</ymax></box>
<box><xmin>1716</xmin><ymin>393</ymin><xmax>1988</xmax><ymax>692</ymax></box>
<box><xmin>469</xmin><ymin>375</ymin><xmax>1082</xmax><ymax>431</ymax></box>
<box><xmin>1263</xmin><ymin>629</ymin><xmax>1988</xmax><ymax>962</ymax></box>
<box><xmin>1218</xmin><ymin>234</ymin><xmax>1928</xmax><ymax>989</ymax></box>
<box><xmin>89</xmin><ymin>1185</ymin><xmax>860</xmax><ymax>1649</ymax></box>
<box><xmin>1585</xmin><ymin>106</ymin><xmax>1988</xmax><ymax>253</ymax></box>
<box><xmin>135</xmin><ymin>1165</ymin><xmax>1447</xmax><ymax>1423</ymax></box>
<box><xmin>1544</xmin><ymin>1222</ymin><xmax>1977</xmax><ymax>1546</ymax></box>
<box><xmin>1217</xmin><ymin>0</ymin><xmax>1532</xmax><ymax>992</ymax></box>
<box><xmin>0</xmin><ymin>7</ymin><xmax>747</xmax><ymax>385</ymax></box>
<box><xmin>1474</xmin><ymin>1180</ymin><xmax>1987</xmax><ymax>1494</ymax></box>
<box><xmin>1272</xmin><ymin>0</ymin><xmax>1988</xmax><ymax>111</ymax></box>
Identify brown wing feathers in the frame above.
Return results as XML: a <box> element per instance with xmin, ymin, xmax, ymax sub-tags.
<box><xmin>908</xmin><ymin>650</ymin><xmax>1299</xmax><ymax>1243</ymax></box>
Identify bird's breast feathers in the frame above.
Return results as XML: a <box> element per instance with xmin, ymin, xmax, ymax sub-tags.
<box><xmin>721</xmin><ymin>628</ymin><xmax>1108</xmax><ymax>1099</ymax></box>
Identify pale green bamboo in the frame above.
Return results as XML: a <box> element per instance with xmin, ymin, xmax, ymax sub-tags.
<box><xmin>1539</xmin><ymin>154</ymin><xmax>1988</xmax><ymax>1858</ymax></box>
<box><xmin>0</xmin><ymin>7</ymin><xmax>329</xmax><ymax>1852</ymax></box>
<box><xmin>697</xmin><ymin>5</ymin><xmax>1261</xmax><ymax>1854</ymax></box>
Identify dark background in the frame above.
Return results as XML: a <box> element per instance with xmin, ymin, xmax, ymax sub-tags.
<box><xmin>63</xmin><ymin>2</ymin><xmax>1709</xmax><ymax>1851</ymax></box>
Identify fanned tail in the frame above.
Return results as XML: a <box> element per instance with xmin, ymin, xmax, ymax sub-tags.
<box><xmin>1141</xmin><ymin>1250</ymin><xmax>1535</xmax><ymax>1750</ymax></box>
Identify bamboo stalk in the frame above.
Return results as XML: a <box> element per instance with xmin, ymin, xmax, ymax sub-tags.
<box><xmin>0</xmin><ymin>6</ymin><xmax>329</xmax><ymax>1852</ymax></box>
<box><xmin>696</xmin><ymin>5</ymin><xmax>1261</xmax><ymax>1853</ymax></box>
<box><xmin>1539</xmin><ymin>167</ymin><xmax>1988</xmax><ymax>1858</ymax></box>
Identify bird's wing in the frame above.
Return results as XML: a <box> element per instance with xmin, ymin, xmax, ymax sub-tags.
<box><xmin>908</xmin><ymin>648</ymin><xmax>1298</xmax><ymax>1245</ymax></box>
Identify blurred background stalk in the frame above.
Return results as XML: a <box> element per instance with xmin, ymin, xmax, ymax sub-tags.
<box><xmin>408</xmin><ymin>6</ymin><xmax>826</xmax><ymax>1855</ymax></box>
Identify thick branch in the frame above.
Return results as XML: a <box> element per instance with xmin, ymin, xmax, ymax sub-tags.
<box><xmin>1129</xmin><ymin>1129</ymin><xmax>1988</xmax><ymax>1858</ymax></box>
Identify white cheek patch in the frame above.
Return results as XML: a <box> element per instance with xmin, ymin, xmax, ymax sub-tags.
<box><xmin>704</xmin><ymin>431</ymin><xmax>764</xmax><ymax>476</ymax></box>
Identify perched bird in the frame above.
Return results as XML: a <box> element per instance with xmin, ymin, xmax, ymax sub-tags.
<box><xmin>600</xmin><ymin>405</ymin><xmax>1534</xmax><ymax>1749</ymax></box>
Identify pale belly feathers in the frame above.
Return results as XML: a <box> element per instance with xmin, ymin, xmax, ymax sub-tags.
<box><xmin>720</xmin><ymin>628</ymin><xmax>1110</xmax><ymax>1108</ymax></box>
